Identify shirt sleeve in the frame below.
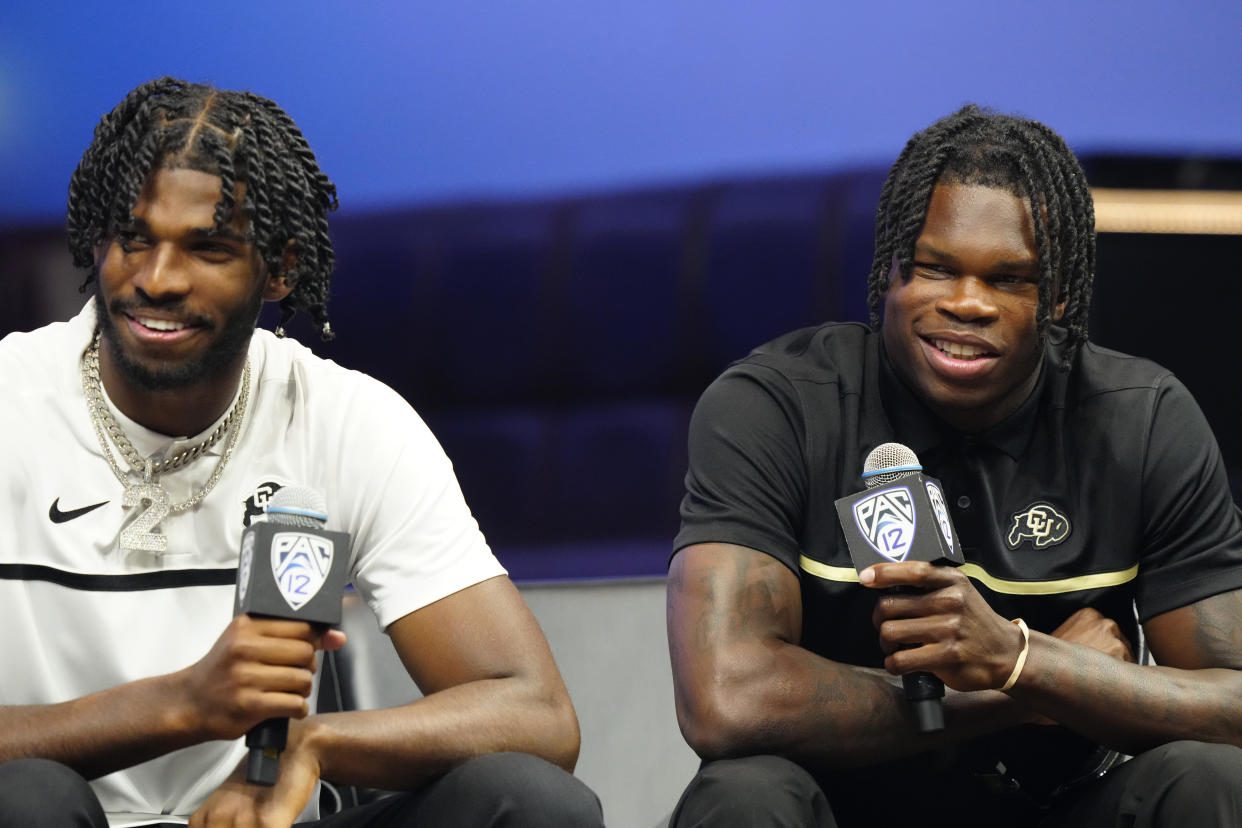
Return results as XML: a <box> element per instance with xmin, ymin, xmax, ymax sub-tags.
<box><xmin>1135</xmin><ymin>373</ymin><xmax>1242</xmax><ymax>620</ymax></box>
<box><xmin>334</xmin><ymin>377</ymin><xmax>507</xmax><ymax>630</ymax></box>
<box><xmin>673</xmin><ymin>364</ymin><xmax>810</xmax><ymax>576</ymax></box>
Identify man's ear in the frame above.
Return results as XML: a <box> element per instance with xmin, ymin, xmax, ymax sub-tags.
<box><xmin>264</xmin><ymin>241</ymin><xmax>297</xmax><ymax>301</ymax></box>
<box><xmin>264</xmin><ymin>273</ymin><xmax>293</xmax><ymax>302</ymax></box>
<box><xmin>881</xmin><ymin>253</ymin><xmax>903</xmax><ymax>294</ymax></box>
<box><xmin>1051</xmin><ymin>276</ymin><xmax>1067</xmax><ymax>322</ymax></box>
<box><xmin>93</xmin><ymin>241</ymin><xmax>111</xmax><ymax>270</ymax></box>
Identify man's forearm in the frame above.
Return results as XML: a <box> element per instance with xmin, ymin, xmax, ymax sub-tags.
<box><xmin>669</xmin><ymin>544</ymin><xmax>1035</xmax><ymax>770</ymax></box>
<box><xmin>303</xmin><ymin>673</ymin><xmax>579</xmax><ymax>791</ymax></box>
<box><xmin>0</xmin><ymin>674</ymin><xmax>197</xmax><ymax>778</ymax></box>
<box><xmin>800</xmin><ymin>658</ymin><xmax>1032</xmax><ymax>769</ymax></box>
<box><xmin>1009</xmin><ymin>633</ymin><xmax>1242</xmax><ymax>755</ymax></box>
<box><xmin>677</xmin><ymin>637</ymin><xmax>1033</xmax><ymax>771</ymax></box>
<box><xmin>0</xmin><ymin>616</ymin><xmax>333</xmax><ymax>780</ymax></box>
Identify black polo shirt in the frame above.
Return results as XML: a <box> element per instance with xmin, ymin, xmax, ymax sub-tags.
<box><xmin>676</xmin><ymin>321</ymin><xmax>1242</xmax><ymax>798</ymax></box>
<box><xmin>676</xmin><ymin>320</ymin><xmax>1242</xmax><ymax>808</ymax></box>
<box><xmin>676</xmin><ymin>320</ymin><xmax>1242</xmax><ymax>669</ymax></box>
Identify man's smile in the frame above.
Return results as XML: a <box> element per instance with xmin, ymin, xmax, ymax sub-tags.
<box><xmin>111</xmin><ymin>298</ymin><xmax>213</xmax><ymax>349</ymax></box>
<box><xmin>131</xmin><ymin>315</ymin><xmax>190</xmax><ymax>332</ymax></box>
<box><xmin>121</xmin><ymin>312</ymin><xmax>203</xmax><ymax>346</ymax></box>
<box><xmin>917</xmin><ymin>334</ymin><xmax>1002</xmax><ymax>382</ymax></box>
<box><xmin>927</xmin><ymin>338</ymin><xmax>995</xmax><ymax>360</ymax></box>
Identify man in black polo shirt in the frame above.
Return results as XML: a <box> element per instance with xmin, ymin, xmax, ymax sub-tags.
<box><xmin>666</xmin><ymin>105</ymin><xmax>1242</xmax><ymax>827</ymax></box>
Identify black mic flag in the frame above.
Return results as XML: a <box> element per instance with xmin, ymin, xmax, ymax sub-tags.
<box><xmin>834</xmin><ymin>443</ymin><xmax>964</xmax><ymax>733</ymax></box>
<box><xmin>235</xmin><ymin>485</ymin><xmax>350</xmax><ymax>785</ymax></box>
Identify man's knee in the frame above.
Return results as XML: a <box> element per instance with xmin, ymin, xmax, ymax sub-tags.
<box><xmin>434</xmin><ymin>752</ymin><xmax>603</xmax><ymax>827</ymax></box>
<box><xmin>1083</xmin><ymin>740</ymin><xmax>1242</xmax><ymax>828</ymax></box>
<box><xmin>0</xmin><ymin>758</ymin><xmax>107</xmax><ymax>828</ymax></box>
<box><xmin>1136</xmin><ymin>740</ymin><xmax>1242</xmax><ymax>805</ymax></box>
<box><xmin>671</xmin><ymin>755</ymin><xmax>834</xmax><ymax>828</ymax></box>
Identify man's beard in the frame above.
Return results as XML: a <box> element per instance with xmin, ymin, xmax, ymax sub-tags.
<box><xmin>93</xmin><ymin>285</ymin><xmax>264</xmax><ymax>393</ymax></box>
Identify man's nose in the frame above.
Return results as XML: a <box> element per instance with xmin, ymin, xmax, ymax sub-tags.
<box><xmin>132</xmin><ymin>243</ymin><xmax>191</xmax><ymax>300</ymax></box>
<box><xmin>936</xmin><ymin>276</ymin><xmax>998</xmax><ymax>323</ymax></box>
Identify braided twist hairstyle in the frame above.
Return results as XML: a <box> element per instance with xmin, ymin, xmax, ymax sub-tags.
<box><xmin>67</xmin><ymin>77</ymin><xmax>339</xmax><ymax>338</ymax></box>
<box><xmin>867</xmin><ymin>105</ymin><xmax>1095</xmax><ymax>368</ymax></box>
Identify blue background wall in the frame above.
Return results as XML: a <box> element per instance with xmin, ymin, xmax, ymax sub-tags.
<box><xmin>2</xmin><ymin>0</ymin><xmax>1240</xmax><ymax>226</ymax></box>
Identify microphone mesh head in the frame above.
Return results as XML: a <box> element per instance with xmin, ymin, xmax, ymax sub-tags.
<box><xmin>862</xmin><ymin>442</ymin><xmax>922</xmax><ymax>489</ymax></box>
<box><xmin>265</xmin><ymin>485</ymin><xmax>328</xmax><ymax>527</ymax></box>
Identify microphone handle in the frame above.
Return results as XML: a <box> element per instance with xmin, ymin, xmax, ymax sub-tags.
<box><xmin>902</xmin><ymin>671</ymin><xmax>945</xmax><ymax>733</ymax></box>
<box><xmin>888</xmin><ymin>581</ymin><xmax>946</xmax><ymax>733</ymax></box>
<box><xmin>245</xmin><ymin>717</ymin><xmax>288</xmax><ymax>785</ymax></box>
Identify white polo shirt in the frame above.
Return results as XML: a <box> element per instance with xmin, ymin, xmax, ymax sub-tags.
<box><xmin>0</xmin><ymin>303</ymin><xmax>506</xmax><ymax>825</ymax></box>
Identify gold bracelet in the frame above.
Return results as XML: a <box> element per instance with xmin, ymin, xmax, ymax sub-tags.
<box><xmin>1000</xmin><ymin>618</ymin><xmax>1030</xmax><ymax>692</ymax></box>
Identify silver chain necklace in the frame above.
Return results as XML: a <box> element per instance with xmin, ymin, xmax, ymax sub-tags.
<box><xmin>81</xmin><ymin>332</ymin><xmax>251</xmax><ymax>554</ymax></box>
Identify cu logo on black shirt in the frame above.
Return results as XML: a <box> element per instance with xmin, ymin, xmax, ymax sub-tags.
<box><xmin>1007</xmin><ymin>502</ymin><xmax>1071</xmax><ymax>549</ymax></box>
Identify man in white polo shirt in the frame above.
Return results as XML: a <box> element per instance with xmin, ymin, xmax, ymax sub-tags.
<box><xmin>0</xmin><ymin>77</ymin><xmax>601</xmax><ymax>828</ymax></box>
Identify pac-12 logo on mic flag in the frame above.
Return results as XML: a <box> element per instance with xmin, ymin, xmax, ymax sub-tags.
<box><xmin>924</xmin><ymin>480</ymin><xmax>955</xmax><ymax>554</ymax></box>
<box><xmin>852</xmin><ymin>486</ymin><xmax>917</xmax><ymax>562</ymax></box>
<box><xmin>238</xmin><ymin>531</ymin><xmax>255</xmax><ymax>605</ymax></box>
<box><xmin>271</xmin><ymin>532</ymin><xmax>335</xmax><ymax>611</ymax></box>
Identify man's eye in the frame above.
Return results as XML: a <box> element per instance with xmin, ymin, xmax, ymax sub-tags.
<box><xmin>913</xmin><ymin>263</ymin><xmax>951</xmax><ymax>279</ymax></box>
<box><xmin>195</xmin><ymin>242</ymin><xmax>238</xmax><ymax>259</ymax></box>
<box><xmin>117</xmin><ymin>233</ymin><xmax>149</xmax><ymax>253</ymax></box>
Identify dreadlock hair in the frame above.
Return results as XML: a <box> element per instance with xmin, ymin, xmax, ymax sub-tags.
<box><xmin>67</xmin><ymin>76</ymin><xmax>340</xmax><ymax>339</ymax></box>
<box><xmin>866</xmin><ymin>104</ymin><xmax>1095</xmax><ymax>369</ymax></box>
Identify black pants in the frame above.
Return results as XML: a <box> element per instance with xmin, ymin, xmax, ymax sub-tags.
<box><xmin>0</xmin><ymin>752</ymin><xmax>602</xmax><ymax>828</ymax></box>
<box><xmin>669</xmin><ymin>741</ymin><xmax>1242</xmax><ymax>828</ymax></box>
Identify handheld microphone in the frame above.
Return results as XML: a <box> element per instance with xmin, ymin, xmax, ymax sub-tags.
<box><xmin>234</xmin><ymin>485</ymin><xmax>351</xmax><ymax>785</ymax></box>
<box><xmin>834</xmin><ymin>443</ymin><xmax>963</xmax><ymax>733</ymax></box>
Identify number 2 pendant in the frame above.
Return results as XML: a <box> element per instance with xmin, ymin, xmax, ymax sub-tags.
<box><xmin>120</xmin><ymin>482</ymin><xmax>170</xmax><ymax>554</ymax></box>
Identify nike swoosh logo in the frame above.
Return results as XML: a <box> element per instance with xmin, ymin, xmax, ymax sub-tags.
<box><xmin>49</xmin><ymin>498</ymin><xmax>110</xmax><ymax>524</ymax></box>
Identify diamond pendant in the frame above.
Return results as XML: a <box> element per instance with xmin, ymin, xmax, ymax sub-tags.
<box><xmin>120</xmin><ymin>481</ymin><xmax>171</xmax><ymax>554</ymax></box>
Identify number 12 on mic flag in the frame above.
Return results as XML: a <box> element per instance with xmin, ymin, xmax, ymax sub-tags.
<box><xmin>836</xmin><ymin>474</ymin><xmax>964</xmax><ymax>571</ymax></box>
